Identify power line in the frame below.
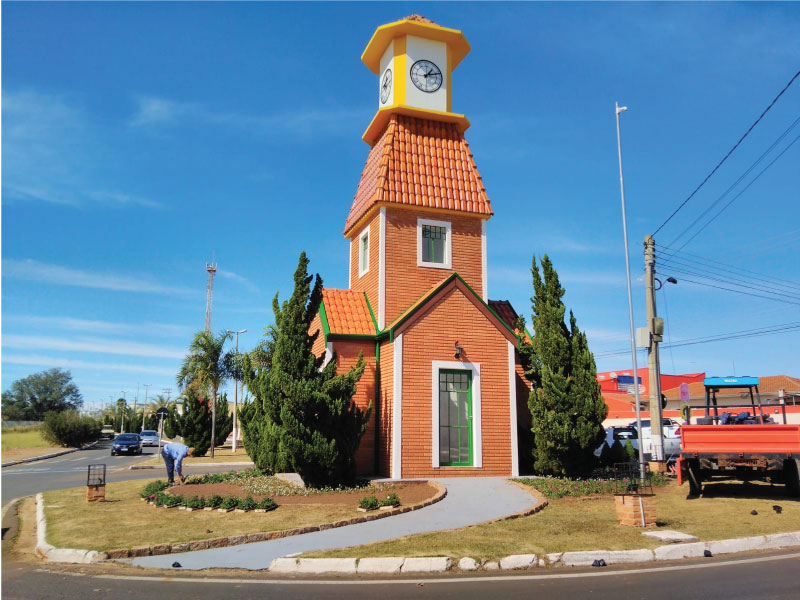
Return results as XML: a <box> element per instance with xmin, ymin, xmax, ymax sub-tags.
<box><xmin>672</xmin><ymin>132</ymin><xmax>800</xmax><ymax>251</ymax></box>
<box><xmin>667</xmin><ymin>117</ymin><xmax>800</xmax><ymax>248</ymax></box>
<box><xmin>652</xmin><ymin>69</ymin><xmax>800</xmax><ymax>236</ymax></box>
<box><xmin>657</xmin><ymin>272</ymin><xmax>800</xmax><ymax>306</ymax></box>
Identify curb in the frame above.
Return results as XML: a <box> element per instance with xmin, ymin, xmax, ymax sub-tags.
<box><xmin>129</xmin><ymin>461</ymin><xmax>255</xmax><ymax>470</ymax></box>
<box><xmin>2</xmin><ymin>441</ymin><xmax>100</xmax><ymax>468</ymax></box>
<box><xmin>104</xmin><ymin>481</ymin><xmax>448</xmax><ymax>559</ymax></box>
<box><xmin>35</xmin><ymin>494</ymin><xmax>107</xmax><ymax>564</ymax></box>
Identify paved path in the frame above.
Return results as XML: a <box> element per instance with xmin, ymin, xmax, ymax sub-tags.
<box><xmin>130</xmin><ymin>477</ymin><xmax>536</xmax><ymax>570</ymax></box>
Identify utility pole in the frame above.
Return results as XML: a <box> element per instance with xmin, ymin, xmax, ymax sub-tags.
<box><xmin>120</xmin><ymin>391</ymin><xmax>130</xmax><ymax>433</ymax></box>
<box><xmin>132</xmin><ymin>383</ymin><xmax>139</xmax><ymax>433</ymax></box>
<box><xmin>226</xmin><ymin>329</ymin><xmax>247</xmax><ymax>453</ymax></box>
<box><xmin>616</xmin><ymin>102</ymin><xmax>646</xmax><ymax>484</ymax></box>
<box><xmin>644</xmin><ymin>235</ymin><xmax>665</xmax><ymax>462</ymax></box>
<box><xmin>142</xmin><ymin>383</ymin><xmax>151</xmax><ymax>432</ymax></box>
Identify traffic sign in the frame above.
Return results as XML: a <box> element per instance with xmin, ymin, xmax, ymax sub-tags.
<box><xmin>156</xmin><ymin>407</ymin><xmax>169</xmax><ymax>418</ymax></box>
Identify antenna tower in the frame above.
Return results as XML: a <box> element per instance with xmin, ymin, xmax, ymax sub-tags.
<box><xmin>204</xmin><ymin>262</ymin><xmax>217</xmax><ymax>331</ymax></box>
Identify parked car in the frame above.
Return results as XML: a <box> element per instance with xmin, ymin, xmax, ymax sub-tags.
<box><xmin>594</xmin><ymin>426</ymin><xmax>640</xmax><ymax>458</ymax></box>
<box><xmin>139</xmin><ymin>430</ymin><xmax>160</xmax><ymax>447</ymax></box>
<box><xmin>111</xmin><ymin>433</ymin><xmax>142</xmax><ymax>456</ymax></box>
<box><xmin>100</xmin><ymin>424</ymin><xmax>115</xmax><ymax>440</ymax></box>
<box><xmin>628</xmin><ymin>418</ymin><xmax>682</xmax><ymax>459</ymax></box>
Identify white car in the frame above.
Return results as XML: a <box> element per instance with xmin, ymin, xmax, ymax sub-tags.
<box><xmin>628</xmin><ymin>418</ymin><xmax>682</xmax><ymax>459</ymax></box>
<box><xmin>139</xmin><ymin>430</ymin><xmax>160</xmax><ymax>447</ymax></box>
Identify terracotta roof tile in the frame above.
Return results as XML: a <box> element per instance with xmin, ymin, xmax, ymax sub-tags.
<box><xmin>344</xmin><ymin>114</ymin><xmax>492</xmax><ymax>234</ymax></box>
<box><xmin>663</xmin><ymin>374</ymin><xmax>800</xmax><ymax>400</ymax></box>
<box><xmin>488</xmin><ymin>300</ymin><xmax>531</xmax><ymax>343</ymax></box>
<box><xmin>322</xmin><ymin>289</ymin><xmax>376</xmax><ymax>336</ymax></box>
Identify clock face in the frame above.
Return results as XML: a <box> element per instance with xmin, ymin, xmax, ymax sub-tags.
<box><xmin>410</xmin><ymin>59</ymin><xmax>443</xmax><ymax>93</ymax></box>
<box><xmin>380</xmin><ymin>68</ymin><xmax>392</xmax><ymax>104</ymax></box>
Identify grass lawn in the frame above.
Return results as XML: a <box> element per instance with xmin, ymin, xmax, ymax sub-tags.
<box><xmin>42</xmin><ymin>478</ymin><xmax>357</xmax><ymax>552</ymax></box>
<box><xmin>137</xmin><ymin>445</ymin><xmax>253</xmax><ymax>466</ymax></box>
<box><xmin>304</xmin><ymin>480</ymin><xmax>800</xmax><ymax>560</ymax></box>
<box><xmin>1</xmin><ymin>427</ymin><xmax>64</xmax><ymax>462</ymax></box>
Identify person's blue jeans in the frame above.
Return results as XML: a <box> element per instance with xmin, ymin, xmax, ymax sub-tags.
<box><xmin>162</xmin><ymin>452</ymin><xmax>181</xmax><ymax>483</ymax></box>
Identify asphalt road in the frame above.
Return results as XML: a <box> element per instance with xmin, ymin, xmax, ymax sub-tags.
<box><xmin>1</xmin><ymin>440</ymin><xmax>237</xmax><ymax>507</ymax></box>
<box><xmin>2</xmin><ymin>551</ymin><xmax>800</xmax><ymax>599</ymax></box>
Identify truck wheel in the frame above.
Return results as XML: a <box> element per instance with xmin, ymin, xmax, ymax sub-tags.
<box><xmin>785</xmin><ymin>459</ymin><xmax>800</xmax><ymax>498</ymax></box>
<box><xmin>687</xmin><ymin>459</ymin><xmax>702</xmax><ymax>496</ymax></box>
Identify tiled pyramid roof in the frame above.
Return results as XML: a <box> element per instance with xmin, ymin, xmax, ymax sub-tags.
<box><xmin>344</xmin><ymin>114</ymin><xmax>492</xmax><ymax>235</ymax></box>
<box><xmin>321</xmin><ymin>289</ymin><xmax>376</xmax><ymax>336</ymax></box>
<box><xmin>487</xmin><ymin>300</ymin><xmax>531</xmax><ymax>343</ymax></box>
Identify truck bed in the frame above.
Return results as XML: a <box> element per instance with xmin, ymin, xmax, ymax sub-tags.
<box><xmin>680</xmin><ymin>424</ymin><xmax>800</xmax><ymax>458</ymax></box>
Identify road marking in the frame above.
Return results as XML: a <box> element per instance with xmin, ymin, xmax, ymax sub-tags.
<box><xmin>73</xmin><ymin>551</ymin><xmax>800</xmax><ymax>586</ymax></box>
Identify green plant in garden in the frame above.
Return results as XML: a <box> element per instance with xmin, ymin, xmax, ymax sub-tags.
<box><xmin>380</xmin><ymin>492</ymin><xmax>400</xmax><ymax>507</ymax></box>
<box><xmin>207</xmin><ymin>494</ymin><xmax>223</xmax><ymax>508</ymax></box>
<box><xmin>522</xmin><ymin>255</ymin><xmax>607</xmax><ymax>477</ymax></box>
<box><xmin>256</xmin><ymin>497</ymin><xmax>278</xmax><ymax>511</ymax></box>
<box><xmin>359</xmin><ymin>496</ymin><xmax>380</xmax><ymax>510</ymax></box>
<box><xmin>516</xmin><ymin>473</ymin><xmax>668</xmax><ymax>500</ymax></box>
<box><xmin>140</xmin><ymin>480</ymin><xmax>170</xmax><ymax>499</ymax></box>
<box><xmin>220</xmin><ymin>495</ymin><xmax>240</xmax><ymax>510</ymax></box>
<box><xmin>239</xmin><ymin>496</ymin><xmax>258</xmax><ymax>511</ymax></box>
<box><xmin>183</xmin><ymin>495</ymin><xmax>206</xmax><ymax>509</ymax></box>
<box><xmin>623</xmin><ymin>439</ymin><xmax>637</xmax><ymax>461</ymax></box>
<box><xmin>241</xmin><ymin>252</ymin><xmax>371</xmax><ymax>487</ymax></box>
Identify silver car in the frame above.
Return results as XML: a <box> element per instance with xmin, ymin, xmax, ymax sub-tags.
<box><xmin>139</xmin><ymin>430</ymin><xmax>160</xmax><ymax>447</ymax></box>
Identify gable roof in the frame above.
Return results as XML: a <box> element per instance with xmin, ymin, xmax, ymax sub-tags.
<box><xmin>386</xmin><ymin>273</ymin><xmax>519</xmax><ymax>345</ymax></box>
<box><xmin>319</xmin><ymin>289</ymin><xmax>377</xmax><ymax>338</ymax></box>
<box><xmin>344</xmin><ymin>114</ymin><xmax>492</xmax><ymax>236</ymax></box>
<box><xmin>487</xmin><ymin>299</ymin><xmax>532</xmax><ymax>343</ymax></box>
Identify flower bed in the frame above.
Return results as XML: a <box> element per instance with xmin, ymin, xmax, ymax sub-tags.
<box><xmin>515</xmin><ymin>472</ymin><xmax>668</xmax><ymax>500</ymax></box>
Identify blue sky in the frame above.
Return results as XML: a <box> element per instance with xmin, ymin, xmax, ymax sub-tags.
<box><xmin>3</xmin><ymin>2</ymin><xmax>799</xmax><ymax>412</ymax></box>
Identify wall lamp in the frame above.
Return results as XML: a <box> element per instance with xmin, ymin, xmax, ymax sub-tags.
<box><xmin>454</xmin><ymin>341</ymin><xmax>464</xmax><ymax>359</ymax></box>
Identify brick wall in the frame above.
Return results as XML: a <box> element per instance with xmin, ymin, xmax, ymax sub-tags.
<box><xmin>309</xmin><ymin>311</ymin><xmax>326</xmax><ymax>358</ymax></box>
<box><xmin>398</xmin><ymin>286</ymin><xmax>511</xmax><ymax>477</ymax></box>
<box><xmin>349</xmin><ymin>210</ymin><xmax>381</xmax><ymax>316</ymax></box>
<box><xmin>384</xmin><ymin>208</ymin><xmax>484</xmax><ymax>324</ymax></box>
<box><xmin>377</xmin><ymin>339</ymin><xmax>393</xmax><ymax>477</ymax></box>
<box><xmin>329</xmin><ymin>339</ymin><xmax>377</xmax><ymax>476</ymax></box>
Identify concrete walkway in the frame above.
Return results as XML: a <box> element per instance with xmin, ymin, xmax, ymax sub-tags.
<box><xmin>130</xmin><ymin>478</ymin><xmax>536</xmax><ymax>571</ymax></box>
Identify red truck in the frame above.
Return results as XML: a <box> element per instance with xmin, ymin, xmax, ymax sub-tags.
<box><xmin>677</xmin><ymin>377</ymin><xmax>800</xmax><ymax>497</ymax></box>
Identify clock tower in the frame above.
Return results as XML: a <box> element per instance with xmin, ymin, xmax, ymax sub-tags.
<box><xmin>360</xmin><ymin>14</ymin><xmax>471</xmax><ymax>145</ymax></box>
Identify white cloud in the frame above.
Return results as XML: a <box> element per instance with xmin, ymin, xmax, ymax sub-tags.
<box><xmin>129</xmin><ymin>94</ymin><xmax>366</xmax><ymax>137</ymax></box>
<box><xmin>7</xmin><ymin>315</ymin><xmax>190</xmax><ymax>338</ymax></box>
<box><xmin>2</xmin><ymin>354</ymin><xmax>176</xmax><ymax>377</ymax></box>
<box><xmin>217</xmin><ymin>269</ymin><xmax>259</xmax><ymax>294</ymax></box>
<box><xmin>491</xmin><ymin>266</ymin><xmax>628</xmax><ymax>287</ymax></box>
<box><xmin>2</xmin><ymin>334</ymin><xmax>186</xmax><ymax>360</ymax></box>
<box><xmin>2</xmin><ymin>259</ymin><xmax>195</xmax><ymax>296</ymax></box>
<box><xmin>3</xmin><ymin>89</ymin><xmax>162</xmax><ymax>209</ymax></box>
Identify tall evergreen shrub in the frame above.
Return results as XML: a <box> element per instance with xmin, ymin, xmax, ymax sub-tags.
<box><xmin>241</xmin><ymin>252</ymin><xmax>370</xmax><ymax>487</ymax></box>
<box><xmin>525</xmin><ymin>255</ymin><xmax>607</xmax><ymax>477</ymax></box>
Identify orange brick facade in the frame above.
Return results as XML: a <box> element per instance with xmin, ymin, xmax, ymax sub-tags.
<box><xmin>348</xmin><ymin>209</ymin><xmax>382</xmax><ymax>315</ymax></box>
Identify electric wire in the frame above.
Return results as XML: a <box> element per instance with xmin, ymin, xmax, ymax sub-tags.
<box><xmin>672</xmin><ymin>132</ymin><xmax>800</xmax><ymax>252</ymax></box>
<box><xmin>652</xmin><ymin>69</ymin><xmax>800</xmax><ymax>236</ymax></box>
<box><xmin>667</xmin><ymin>117</ymin><xmax>800</xmax><ymax>249</ymax></box>
<box><xmin>656</xmin><ymin>272</ymin><xmax>800</xmax><ymax>306</ymax></box>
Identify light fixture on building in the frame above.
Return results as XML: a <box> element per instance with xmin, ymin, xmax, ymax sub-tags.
<box><xmin>454</xmin><ymin>341</ymin><xmax>464</xmax><ymax>359</ymax></box>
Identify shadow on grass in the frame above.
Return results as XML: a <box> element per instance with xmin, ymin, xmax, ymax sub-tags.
<box><xmin>693</xmin><ymin>482</ymin><xmax>800</xmax><ymax>502</ymax></box>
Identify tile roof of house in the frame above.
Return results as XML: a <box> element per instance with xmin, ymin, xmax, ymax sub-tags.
<box><xmin>602</xmin><ymin>392</ymin><xmax>638</xmax><ymax>417</ymax></box>
<box><xmin>487</xmin><ymin>299</ymin><xmax>531</xmax><ymax>343</ymax></box>
<box><xmin>344</xmin><ymin>114</ymin><xmax>492</xmax><ymax>235</ymax></box>
<box><xmin>321</xmin><ymin>289</ymin><xmax>376</xmax><ymax>336</ymax></box>
<box><xmin>404</xmin><ymin>14</ymin><xmax>436</xmax><ymax>24</ymax></box>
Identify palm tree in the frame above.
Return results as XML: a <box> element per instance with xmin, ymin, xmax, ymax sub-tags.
<box><xmin>176</xmin><ymin>330</ymin><xmax>232</xmax><ymax>457</ymax></box>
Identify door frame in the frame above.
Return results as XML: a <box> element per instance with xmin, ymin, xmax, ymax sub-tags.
<box><xmin>431</xmin><ymin>361</ymin><xmax>482</xmax><ymax>469</ymax></box>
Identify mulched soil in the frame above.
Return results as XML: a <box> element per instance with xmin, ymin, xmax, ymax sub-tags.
<box><xmin>166</xmin><ymin>481</ymin><xmax>438</xmax><ymax>506</ymax></box>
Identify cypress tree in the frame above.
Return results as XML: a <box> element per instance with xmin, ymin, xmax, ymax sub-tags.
<box><xmin>178</xmin><ymin>388</ymin><xmax>212</xmax><ymax>457</ymax></box>
<box><xmin>243</xmin><ymin>252</ymin><xmax>370</xmax><ymax>487</ymax></box>
<box><xmin>213</xmin><ymin>393</ymin><xmax>233</xmax><ymax>447</ymax></box>
<box><xmin>525</xmin><ymin>255</ymin><xmax>607</xmax><ymax>477</ymax></box>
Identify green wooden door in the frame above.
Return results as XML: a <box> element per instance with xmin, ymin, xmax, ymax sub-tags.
<box><xmin>438</xmin><ymin>369</ymin><xmax>472</xmax><ymax>466</ymax></box>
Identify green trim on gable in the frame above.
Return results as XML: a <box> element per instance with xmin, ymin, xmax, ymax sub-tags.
<box><xmin>319</xmin><ymin>301</ymin><xmax>331</xmax><ymax>345</ymax></box>
<box><xmin>364</xmin><ymin>292</ymin><xmax>380</xmax><ymax>333</ymax></box>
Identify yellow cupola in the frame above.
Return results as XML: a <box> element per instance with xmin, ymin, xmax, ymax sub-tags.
<box><xmin>361</xmin><ymin>15</ymin><xmax>472</xmax><ymax>145</ymax></box>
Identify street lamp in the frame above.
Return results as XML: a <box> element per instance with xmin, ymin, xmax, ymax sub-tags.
<box><xmin>142</xmin><ymin>384</ymin><xmax>151</xmax><ymax>432</ymax></box>
<box><xmin>615</xmin><ymin>102</ymin><xmax>646</xmax><ymax>483</ymax></box>
<box><xmin>226</xmin><ymin>329</ymin><xmax>247</xmax><ymax>453</ymax></box>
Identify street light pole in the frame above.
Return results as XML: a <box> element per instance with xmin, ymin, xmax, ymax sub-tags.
<box><xmin>120</xmin><ymin>390</ymin><xmax>130</xmax><ymax>433</ymax></box>
<box><xmin>226</xmin><ymin>329</ymin><xmax>247</xmax><ymax>453</ymax></box>
<box><xmin>615</xmin><ymin>102</ymin><xmax>646</xmax><ymax>483</ymax></box>
<box><xmin>142</xmin><ymin>384</ymin><xmax>151</xmax><ymax>432</ymax></box>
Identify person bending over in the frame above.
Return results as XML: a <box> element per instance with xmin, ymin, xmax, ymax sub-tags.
<box><xmin>161</xmin><ymin>442</ymin><xmax>195</xmax><ymax>485</ymax></box>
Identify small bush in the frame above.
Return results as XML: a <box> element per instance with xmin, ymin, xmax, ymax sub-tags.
<box><xmin>183</xmin><ymin>495</ymin><xmax>206</xmax><ymax>509</ymax></box>
<box><xmin>256</xmin><ymin>497</ymin><xmax>277</xmax><ymax>511</ymax></box>
<box><xmin>239</xmin><ymin>496</ymin><xmax>257</xmax><ymax>511</ymax></box>
<box><xmin>359</xmin><ymin>496</ymin><xmax>379</xmax><ymax>510</ymax></box>
<box><xmin>220</xmin><ymin>495</ymin><xmax>240</xmax><ymax>510</ymax></box>
<box><xmin>153</xmin><ymin>491</ymin><xmax>179</xmax><ymax>507</ymax></box>
<box><xmin>40</xmin><ymin>411</ymin><xmax>101</xmax><ymax>447</ymax></box>
<box><xmin>140</xmin><ymin>480</ymin><xmax>170</xmax><ymax>499</ymax></box>
<box><xmin>380</xmin><ymin>492</ymin><xmax>400</xmax><ymax>507</ymax></box>
<box><xmin>207</xmin><ymin>494</ymin><xmax>223</xmax><ymax>508</ymax></box>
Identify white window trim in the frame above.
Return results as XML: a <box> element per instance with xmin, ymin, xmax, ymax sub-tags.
<box><xmin>508</xmin><ymin>341</ymin><xmax>519</xmax><ymax>477</ymax></box>
<box><xmin>358</xmin><ymin>225</ymin><xmax>370</xmax><ymax>278</ymax></box>
<box><xmin>392</xmin><ymin>334</ymin><xmax>403</xmax><ymax>479</ymax></box>
<box><xmin>431</xmin><ymin>360</ymin><xmax>482</xmax><ymax>469</ymax></box>
<box><xmin>378</xmin><ymin>208</ymin><xmax>386</xmax><ymax>329</ymax></box>
<box><xmin>417</xmin><ymin>217</ymin><xmax>452</xmax><ymax>270</ymax></box>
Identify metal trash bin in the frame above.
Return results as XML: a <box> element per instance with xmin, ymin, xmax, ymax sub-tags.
<box><xmin>86</xmin><ymin>464</ymin><xmax>106</xmax><ymax>502</ymax></box>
